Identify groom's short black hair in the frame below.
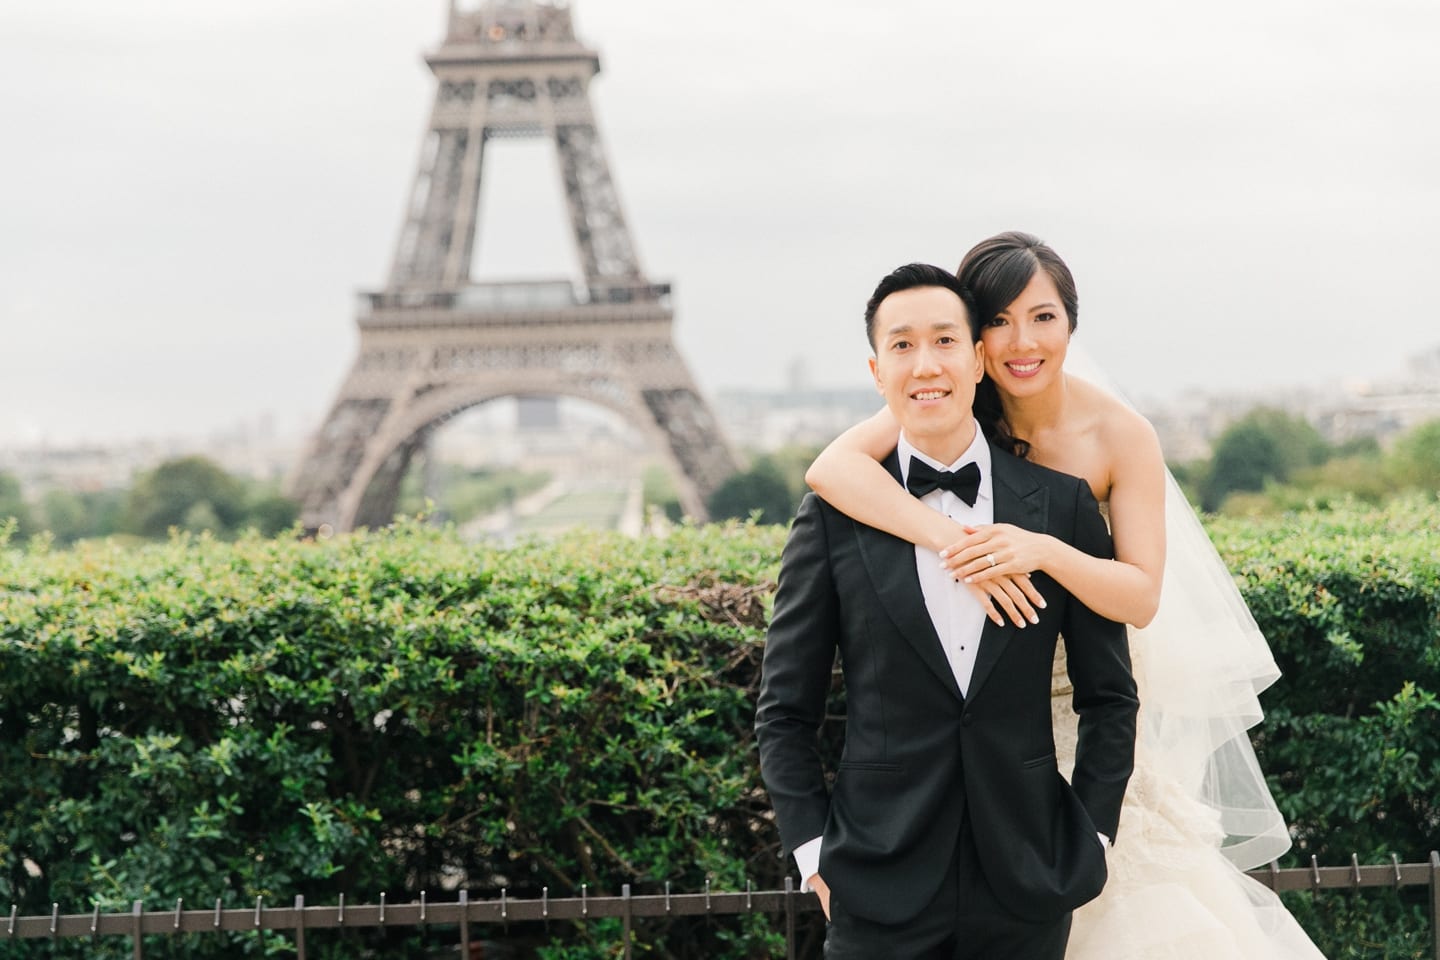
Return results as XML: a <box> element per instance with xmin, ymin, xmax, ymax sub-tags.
<box><xmin>864</xmin><ymin>263</ymin><xmax>978</xmax><ymax>350</ymax></box>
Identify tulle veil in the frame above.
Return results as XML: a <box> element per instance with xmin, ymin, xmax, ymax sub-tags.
<box><xmin>1064</xmin><ymin>342</ymin><xmax>1292</xmax><ymax>870</ymax></box>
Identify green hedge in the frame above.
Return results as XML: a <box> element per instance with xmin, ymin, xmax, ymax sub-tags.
<box><xmin>0</xmin><ymin>521</ymin><xmax>801</xmax><ymax>958</ymax></box>
<box><xmin>1209</xmin><ymin>498</ymin><xmax>1440</xmax><ymax>958</ymax></box>
<box><xmin>1</xmin><ymin>497</ymin><xmax>1437</xmax><ymax>958</ymax></box>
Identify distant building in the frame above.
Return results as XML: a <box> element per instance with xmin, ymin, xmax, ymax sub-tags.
<box><xmin>0</xmin><ymin>417</ymin><xmax>302</xmax><ymax>495</ymax></box>
<box><xmin>714</xmin><ymin>387</ymin><xmax>882</xmax><ymax>453</ymax></box>
<box><xmin>1140</xmin><ymin>344</ymin><xmax>1440</xmax><ymax>461</ymax></box>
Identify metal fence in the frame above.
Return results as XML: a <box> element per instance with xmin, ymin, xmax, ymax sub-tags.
<box><xmin>5</xmin><ymin>854</ymin><xmax>1439</xmax><ymax>959</ymax></box>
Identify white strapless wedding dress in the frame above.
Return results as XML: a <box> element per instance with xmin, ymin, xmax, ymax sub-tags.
<box><xmin>1050</xmin><ymin>482</ymin><xmax>1326</xmax><ymax>958</ymax></box>
<box><xmin>1054</xmin><ymin>639</ymin><xmax>1325</xmax><ymax>958</ymax></box>
<box><xmin>1050</xmin><ymin>343</ymin><xmax>1325</xmax><ymax>957</ymax></box>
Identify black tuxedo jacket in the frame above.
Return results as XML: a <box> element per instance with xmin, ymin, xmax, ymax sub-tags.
<box><xmin>755</xmin><ymin>444</ymin><xmax>1138</xmax><ymax>926</ymax></box>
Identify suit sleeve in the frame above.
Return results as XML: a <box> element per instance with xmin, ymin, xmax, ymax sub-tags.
<box><xmin>1060</xmin><ymin>480</ymin><xmax>1139</xmax><ymax>841</ymax></box>
<box><xmin>754</xmin><ymin>493</ymin><xmax>841</xmax><ymax>857</ymax></box>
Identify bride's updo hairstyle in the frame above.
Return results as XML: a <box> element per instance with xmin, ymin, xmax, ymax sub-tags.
<box><xmin>957</xmin><ymin>231</ymin><xmax>1079</xmax><ymax>459</ymax></box>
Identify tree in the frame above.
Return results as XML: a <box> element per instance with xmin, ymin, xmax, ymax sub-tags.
<box><xmin>125</xmin><ymin>456</ymin><xmax>248</xmax><ymax>538</ymax></box>
<box><xmin>1385</xmin><ymin>418</ymin><xmax>1440</xmax><ymax>490</ymax></box>
<box><xmin>707</xmin><ymin>455</ymin><xmax>798</xmax><ymax>524</ymax></box>
<box><xmin>38</xmin><ymin>488</ymin><xmax>87</xmax><ymax>544</ymax></box>
<box><xmin>39</xmin><ymin>487</ymin><xmax>126</xmax><ymax>545</ymax></box>
<box><xmin>245</xmin><ymin>491</ymin><xmax>301</xmax><ymax>536</ymax></box>
<box><xmin>0</xmin><ymin>472</ymin><xmax>32</xmax><ymax>539</ymax></box>
<box><xmin>1200</xmin><ymin>408</ymin><xmax>1330</xmax><ymax>511</ymax></box>
<box><xmin>706</xmin><ymin>446</ymin><xmax>821</xmax><ymax>525</ymax></box>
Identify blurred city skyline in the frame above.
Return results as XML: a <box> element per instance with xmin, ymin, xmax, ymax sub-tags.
<box><xmin>2</xmin><ymin>0</ymin><xmax>1437</xmax><ymax>448</ymax></box>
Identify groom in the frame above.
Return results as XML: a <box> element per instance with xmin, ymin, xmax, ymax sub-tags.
<box><xmin>755</xmin><ymin>263</ymin><xmax>1138</xmax><ymax>958</ymax></box>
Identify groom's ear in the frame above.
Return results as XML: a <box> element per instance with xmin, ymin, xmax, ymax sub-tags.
<box><xmin>868</xmin><ymin>354</ymin><xmax>883</xmax><ymax>394</ymax></box>
<box><xmin>972</xmin><ymin>341</ymin><xmax>985</xmax><ymax>383</ymax></box>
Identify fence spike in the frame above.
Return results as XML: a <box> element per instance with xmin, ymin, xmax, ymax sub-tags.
<box><xmin>92</xmin><ymin>903</ymin><xmax>101</xmax><ymax>939</ymax></box>
<box><xmin>1393</xmin><ymin>853</ymin><xmax>1403</xmax><ymax>885</ymax></box>
<box><xmin>8</xmin><ymin>903</ymin><xmax>16</xmax><ymax>937</ymax></box>
<box><xmin>214</xmin><ymin>898</ymin><xmax>222</xmax><ymax>929</ymax></box>
<box><xmin>378</xmin><ymin>892</ymin><xmax>386</xmax><ymax>925</ymax></box>
<box><xmin>254</xmin><ymin>896</ymin><xmax>263</xmax><ymax>928</ymax></box>
<box><xmin>1350</xmin><ymin>853</ymin><xmax>1362</xmax><ymax>886</ymax></box>
<box><xmin>419</xmin><ymin>890</ymin><xmax>427</xmax><ymax>927</ymax></box>
<box><xmin>542</xmin><ymin>886</ymin><xmax>549</xmax><ymax>919</ymax></box>
<box><xmin>50</xmin><ymin>903</ymin><xmax>58</xmax><ymax>936</ymax></box>
<box><xmin>664</xmin><ymin>881</ymin><xmax>672</xmax><ymax>914</ymax></box>
<box><xmin>784</xmin><ymin>877</ymin><xmax>796</xmax><ymax>960</ymax></box>
<box><xmin>705</xmin><ymin>877</ymin><xmax>712</xmax><ymax>912</ymax></box>
<box><xmin>458</xmin><ymin>889</ymin><xmax>470</xmax><ymax>959</ymax></box>
<box><xmin>1310</xmin><ymin>855</ymin><xmax>1321</xmax><ymax>887</ymax></box>
<box><xmin>337</xmin><ymin>893</ymin><xmax>344</xmax><ymax>926</ymax></box>
<box><xmin>294</xmin><ymin>895</ymin><xmax>306</xmax><ymax>960</ymax></box>
<box><xmin>500</xmin><ymin>888</ymin><xmax>507</xmax><ymax>923</ymax></box>
<box><xmin>746</xmin><ymin>879</ymin><xmax>753</xmax><ymax>911</ymax></box>
<box><xmin>581</xmin><ymin>883</ymin><xmax>588</xmax><ymax>917</ymax></box>
<box><xmin>1431</xmin><ymin>852</ymin><xmax>1440</xmax><ymax>960</ymax></box>
<box><xmin>621</xmin><ymin>884</ymin><xmax>633</xmax><ymax>960</ymax></box>
<box><xmin>174</xmin><ymin>898</ymin><xmax>183</xmax><ymax>929</ymax></box>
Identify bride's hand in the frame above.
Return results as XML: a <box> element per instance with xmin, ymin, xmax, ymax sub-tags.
<box><xmin>966</xmin><ymin>574</ymin><xmax>1043</xmax><ymax>628</ymax></box>
<box><xmin>944</xmin><ymin>525</ymin><xmax>1051</xmax><ymax>615</ymax></box>
<box><xmin>943</xmin><ymin>524</ymin><xmax>1051</xmax><ymax>579</ymax></box>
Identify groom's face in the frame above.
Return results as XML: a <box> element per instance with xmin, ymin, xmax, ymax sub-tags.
<box><xmin>868</xmin><ymin>285</ymin><xmax>984</xmax><ymax>465</ymax></box>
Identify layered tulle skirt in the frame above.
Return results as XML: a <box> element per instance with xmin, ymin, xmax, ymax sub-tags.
<box><xmin>1052</xmin><ymin>578</ymin><xmax>1325</xmax><ymax>959</ymax></box>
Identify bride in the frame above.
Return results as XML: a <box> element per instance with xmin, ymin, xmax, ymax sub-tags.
<box><xmin>805</xmin><ymin>231</ymin><xmax>1326</xmax><ymax>958</ymax></box>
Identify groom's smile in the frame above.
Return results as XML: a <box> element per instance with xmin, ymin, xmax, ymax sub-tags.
<box><xmin>869</xmin><ymin>285</ymin><xmax>984</xmax><ymax>465</ymax></box>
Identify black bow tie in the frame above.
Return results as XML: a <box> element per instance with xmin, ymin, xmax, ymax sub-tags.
<box><xmin>906</xmin><ymin>457</ymin><xmax>981</xmax><ymax>506</ymax></box>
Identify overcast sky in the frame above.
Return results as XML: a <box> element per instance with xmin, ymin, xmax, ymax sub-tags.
<box><xmin>1</xmin><ymin>0</ymin><xmax>1436</xmax><ymax>446</ymax></box>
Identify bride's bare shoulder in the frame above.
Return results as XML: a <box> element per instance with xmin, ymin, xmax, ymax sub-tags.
<box><xmin>1067</xmin><ymin>374</ymin><xmax>1162</xmax><ymax>459</ymax></box>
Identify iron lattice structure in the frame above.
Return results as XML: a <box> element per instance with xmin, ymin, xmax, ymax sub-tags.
<box><xmin>291</xmin><ymin>0</ymin><xmax>738</xmax><ymax>532</ymax></box>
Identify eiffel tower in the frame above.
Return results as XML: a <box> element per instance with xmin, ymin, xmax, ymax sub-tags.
<box><xmin>291</xmin><ymin>0</ymin><xmax>738</xmax><ymax>533</ymax></box>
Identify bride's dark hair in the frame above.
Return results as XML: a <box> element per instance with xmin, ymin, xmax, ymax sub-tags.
<box><xmin>957</xmin><ymin>231</ymin><xmax>1079</xmax><ymax>459</ymax></box>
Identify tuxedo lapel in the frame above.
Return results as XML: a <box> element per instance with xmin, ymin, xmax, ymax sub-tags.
<box><xmin>854</xmin><ymin>452</ymin><xmax>963</xmax><ymax>702</ymax></box>
<box><xmin>965</xmin><ymin>448</ymin><xmax>1049</xmax><ymax>703</ymax></box>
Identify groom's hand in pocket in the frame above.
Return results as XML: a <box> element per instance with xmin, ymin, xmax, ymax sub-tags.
<box><xmin>807</xmin><ymin>874</ymin><xmax>832</xmax><ymax>920</ymax></box>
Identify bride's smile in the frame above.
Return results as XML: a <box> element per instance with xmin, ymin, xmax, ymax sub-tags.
<box><xmin>981</xmin><ymin>269</ymin><xmax>1072</xmax><ymax>396</ymax></box>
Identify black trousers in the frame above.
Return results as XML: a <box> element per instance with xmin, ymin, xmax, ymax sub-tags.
<box><xmin>823</xmin><ymin>819</ymin><xmax>1072</xmax><ymax>960</ymax></box>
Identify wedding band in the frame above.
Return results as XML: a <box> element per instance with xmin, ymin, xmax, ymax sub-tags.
<box><xmin>985</xmin><ymin>553</ymin><xmax>997</xmax><ymax>568</ymax></box>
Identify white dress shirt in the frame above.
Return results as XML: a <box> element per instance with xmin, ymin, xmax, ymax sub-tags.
<box><xmin>794</xmin><ymin>423</ymin><xmax>993</xmax><ymax>888</ymax></box>
<box><xmin>898</xmin><ymin>427</ymin><xmax>994</xmax><ymax>698</ymax></box>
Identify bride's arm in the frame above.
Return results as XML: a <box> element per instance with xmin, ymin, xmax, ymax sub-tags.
<box><xmin>804</xmin><ymin>407</ymin><xmax>957</xmax><ymax>553</ymax></box>
<box><xmin>806</xmin><ymin>409</ymin><xmax>1045</xmax><ymax>627</ymax></box>
<box><xmin>948</xmin><ymin>414</ymin><xmax>1166</xmax><ymax>627</ymax></box>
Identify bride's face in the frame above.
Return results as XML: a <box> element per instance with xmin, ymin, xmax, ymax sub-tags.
<box><xmin>979</xmin><ymin>269</ymin><xmax>1071</xmax><ymax>398</ymax></box>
